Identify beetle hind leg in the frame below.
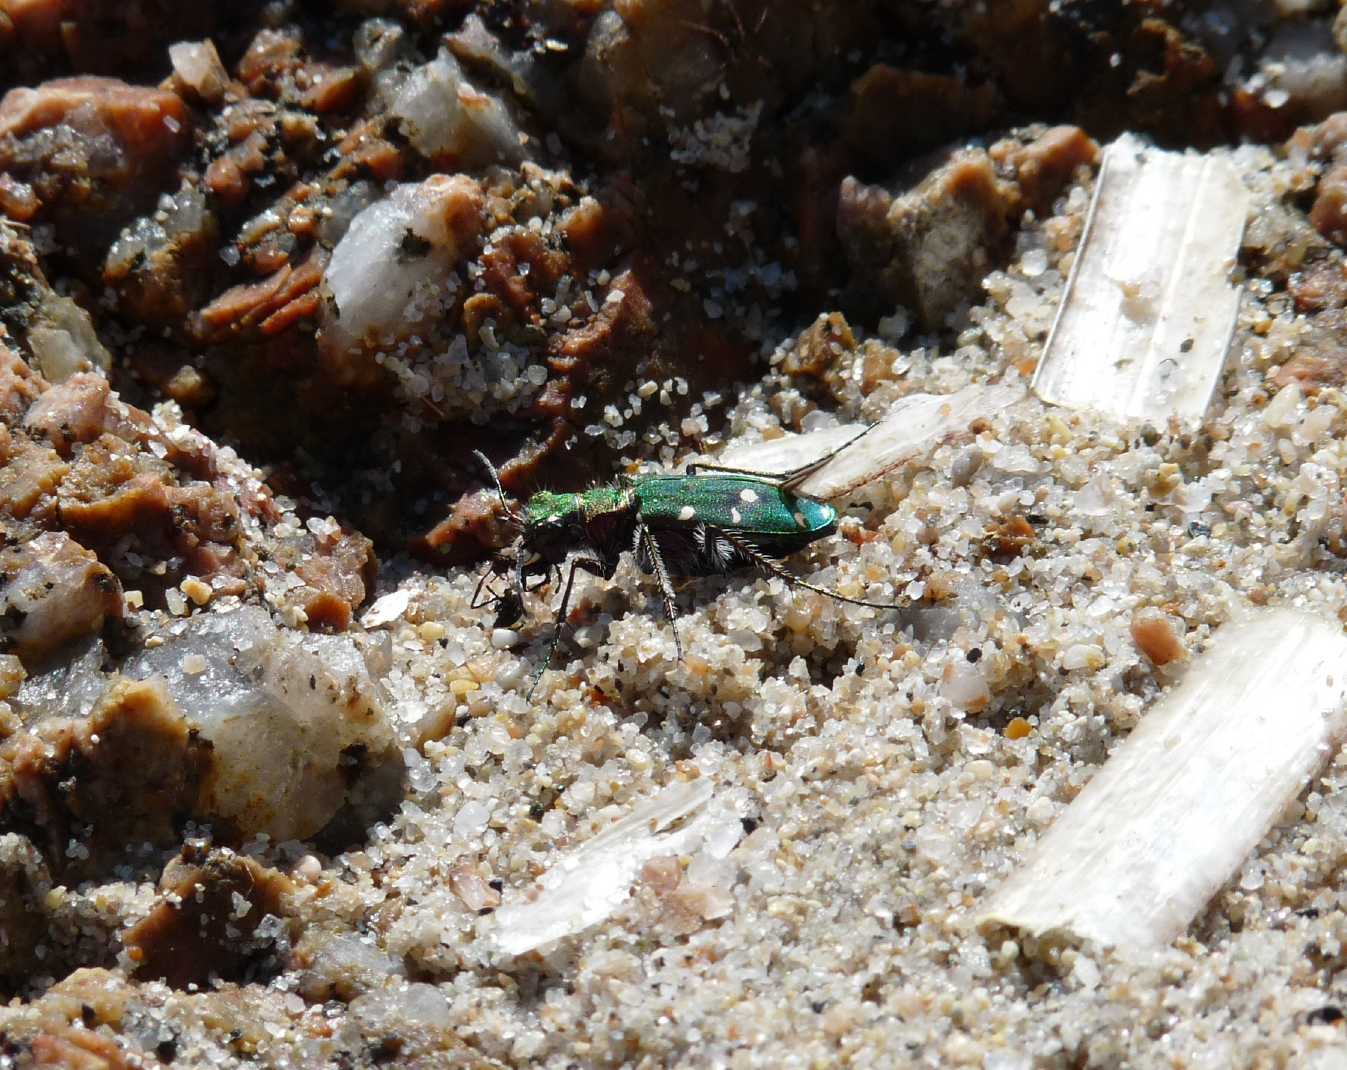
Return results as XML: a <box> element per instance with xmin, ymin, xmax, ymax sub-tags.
<box><xmin>717</xmin><ymin>527</ymin><xmax>907</xmax><ymax>612</ymax></box>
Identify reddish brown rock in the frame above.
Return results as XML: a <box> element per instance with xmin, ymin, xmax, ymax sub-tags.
<box><xmin>0</xmin><ymin>173</ymin><xmax>39</xmax><ymax>221</ymax></box>
<box><xmin>419</xmin><ymin>488</ymin><xmax>515</xmax><ymax>562</ymax></box>
<box><xmin>0</xmin><ymin>0</ymin><xmax>222</xmax><ymax>88</ymax></box>
<box><xmin>0</xmin><ymin>434</ymin><xmax>67</xmax><ymax>520</ymax></box>
<box><xmin>195</xmin><ymin>248</ymin><xmax>328</xmax><ymax>342</ymax></box>
<box><xmin>235</xmin><ymin>28</ymin><xmax>303</xmax><ymax>99</ymax></box>
<box><xmin>550</xmin><ymin>268</ymin><xmax>656</xmax><ymax>378</ymax></box>
<box><xmin>783</xmin><ymin>312</ymin><xmax>857</xmax><ymax>382</ymax></box>
<box><xmin>998</xmin><ymin>125</ymin><xmax>1100</xmax><ymax>215</ymax></box>
<box><xmin>0</xmin><ymin>530</ymin><xmax>122</xmax><ymax>665</ymax></box>
<box><xmin>0</xmin><ymin>77</ymin><xmax>189</xmax><ymax>249</ymax></box>
<box><xmin>287</xmin><ymin>527</ymin><xmax>377</xmax><ymax>632</ymax></box>
<box><xmin>30</xmin><ymin>1028</ymin><xmax>136</xmax><ymax>1070</ymax></box>
<box><xmin>556</xmin><ymin>196</ymin><xmax>617</xmax><ymax>273</ymax></box>
<box><xmin>1290</xmin><ymin>261</ymin><xmax>1347</xmax><ymax>314</ymax></box>
<box><xmin>57</xmin><ymin>462</ymin><xmax>172</xmax><ymax>538</ymax></box>
<box><xmin>1271</xmin><ymin>352</ymin><xmax>1345</xmax><ymax>392</ymax></box>
<box><xmin>1312</xmin><ymin>167</ymin><xmax>1347</xmax><ymax>248</ymax></box>
<box><xmin>1309</xmin><ymin>113</ymin><xmax>1347</xmax><ymax>159</ymax></box>
<box><xmin>0</xmin><ymin>76</ymin><xmax>185</xmax><ymax>147</ymax></box>
<box><xmin>985</xmin><ymin>515</ymin><xmax>1038</xmax><ymax>562</ymax></box>
<box><xmin>49</xmin><ymin>430</ymin><xmax>244</xmax><ymax>603</ymax></box>
<box><xmin>300</xmin><ymin>65</ymin><xmax>362</xmax><ymax>115</ymax></box>
<box><xmin>21</xmin><ymin>372</ymin><xmax>131</xmax><ymax>457</ymax></box>
<box><xmin>1294</xmin><ymin>114</ymin><xmax>1347</xmax><ymax>249</ymax></box>
<box><xmin>102</xmin><ymin>190</ymin><xmax>219</xmax><ymax>329</ymax></box>
<box><xmin>480</xmin><ymin>229</ymin><xmax>568</xmax><ymax>318</ymax></box>
<box><xmin>0</xmin><ymin>341</ymin><xmax>46</xmax><ymax>423</ymax></box>
<box><xmin>1131</xmin><ymin>609</ymin><xmax>1185</xmax><ymax>667</ymax></box>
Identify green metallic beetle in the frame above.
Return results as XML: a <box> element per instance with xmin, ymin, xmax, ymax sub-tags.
<box><xmin>473</xmin><ymin>434</ymin><xmax>902</xmax><ymax>693</ymax></box>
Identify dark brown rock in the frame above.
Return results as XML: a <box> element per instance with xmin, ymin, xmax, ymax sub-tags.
<box><xmin>838</xmin><ymin>151</ymin><xmax>1016</xmax><ymax>329</ymax></box>
<box><xmin>0</xmin><ymin>833</ymin><xmax>52</xmax><ymax>988</ymax></box>
<box><xmin>0</xmin><ymin>678</ymin><xmax>209</xmax><ymax>875</ymax></box>
<box><xmin>845</xmin><ymin>65</ymin><xmax>1002</xmax><ymax>164</ymax></box>
<box><xmin>123</xmin><ymin>845</ymin><xmax>297</xmax><ymax>989</ymax></box>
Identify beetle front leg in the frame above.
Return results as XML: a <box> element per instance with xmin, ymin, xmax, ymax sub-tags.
<box><xmin>527</xmin><ymin>554</ymin><xmax>609</xmax><ymax>700</ymax></box>
<box><xmin>470</xmin><ymin>560</ymin><xmax>499</xmax><ymax>609</ymax></box>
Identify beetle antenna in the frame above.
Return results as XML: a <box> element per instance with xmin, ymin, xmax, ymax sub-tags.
<box><xmin>473</xmin><ymin>450</ymin><xmax>521</xmax><ymax>527</ymax></box>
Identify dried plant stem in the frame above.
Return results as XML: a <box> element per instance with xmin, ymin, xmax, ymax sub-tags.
<box><xmin>978</xmin><ymin>609</ymin><xmax>1347</xmax><ymax>955</ymax></box>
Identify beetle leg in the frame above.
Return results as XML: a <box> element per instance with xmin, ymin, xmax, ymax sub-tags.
<box><xmin>527</xmin><ymin>553</ymin><xmax>609</xmax><ymax>700</ymax></box>
<box><xmin>525</xmin><ymin>571</ymin><xmax>550</xmax><ymax>592</ymax></box>
<box><xmin>471</xmin><ymin>552</ymin><xmax>519</xmax><ymax>610</ymax></box>
<box><xmin>636</xmin><ymin>521</ymin><xmax>683</xmax><ymax>662</ymax></box>
<box><xmin>514</xmin><ymin>543</ymin><xmax>529</xmax><ymax>610</ymax></box>
<box><xmin>716</xmin><ymin>527</ymin><xmax>907</xmax><ymax>611</ymax></box>
<box><xmin>470</xmin><ymin>561</ymin><xmax>497</xmax><ymax>609</ymax></box>
<box><xmin>687</xmin><ymin>423</ymin><xmax>878</xmax><ymax>489</ymax></box>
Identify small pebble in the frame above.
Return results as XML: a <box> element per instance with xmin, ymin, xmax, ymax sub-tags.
<box><xmin>180</xmin><ymin>577</ymin><xmax>212</xmax><ymax>606</ymax></box>
<box><xmin>1131</xmin><ymin>610</ymin><xmax>1185</xmax><ymax>666</ymax></box>
<box><xmin>419</xmin><ymin>621</ymin><xmax>447</xmax><ymax>642</ymax></box>
<box><xmin>1004</xmin><ymin>717</ymin><xmax>1032</xmax><ymax>740</ymax></box>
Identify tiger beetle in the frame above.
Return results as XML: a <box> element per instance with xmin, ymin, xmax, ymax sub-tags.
<box><xmin>472</xmin><ymin>429</ymin><xmax>904</xmax><ymax>697</ymax></box>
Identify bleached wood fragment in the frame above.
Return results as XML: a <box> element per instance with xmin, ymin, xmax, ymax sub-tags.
<box><xmin>360</xmin><ymin>588</ymin><xmax>412</xmax><ymax>629</ymax></box>
<box><xmin>715</xmin><ymin>381</ymin><xmax>1024</xmax><ymax>500</ymax></box>
<box><xmin>977</xmin><ymin>609</ymin><xmax>1347</xmax><ymax>954</ymax></box>
<box><xmin>1033</xmin><ymin>133</ymin><xmax>1249</xmax><ymax>424</ymax></box>
<box><xmin>492</xmin><ymin>778</ymin><xmax>741</xmax><ymax>955</ymax></box>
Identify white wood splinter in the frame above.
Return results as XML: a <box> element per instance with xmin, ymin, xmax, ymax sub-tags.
<box><xmin>714</xmin><ymin>381</ymin><xmax>1024</xmax><ymax>501</ymax></box>
<box><xmin>1033</xmin><ymin>132</ymin><xmax>1250</xmax><ymax>425</ymax></box>
<box><xmin>978</xmin><ymin>609</ymin><xmax>1347</xmax><ymax>955</ymax></box>
<box><xmin>492</xmin><ymin>778</ymin><xmax>728</xmax><ymax>955</ymax></box>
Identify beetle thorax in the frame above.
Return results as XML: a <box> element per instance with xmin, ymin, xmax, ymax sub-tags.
<box><xmin>521</xmin><ymin>485</ymin><xmax>636</xmax><ymax>563</ymax></box>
